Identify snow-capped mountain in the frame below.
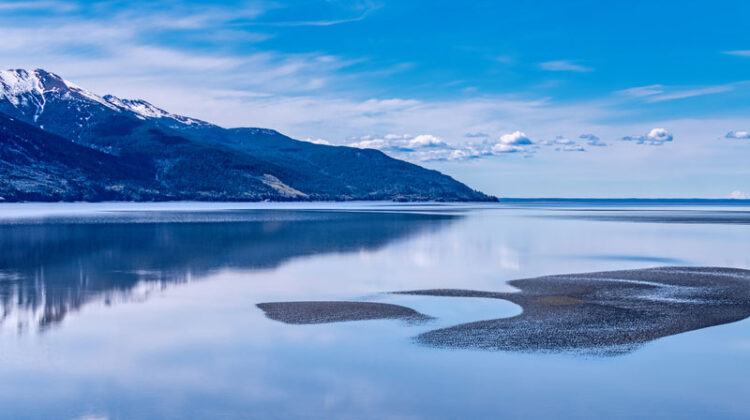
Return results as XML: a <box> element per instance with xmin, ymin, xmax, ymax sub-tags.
<box><xmin>0</xmin><ymin>68</ymin><xmax>494</xmax><ymax>202</ymax></box>
<box><xmin>0</xmin><ymin>69</ymin><xmax>115</xmax><ymax>121</ymax></box>
<box><xmin>0</xmin><ymin>69</ymin><xmax>208</xmax><ymax>136</ymax></box>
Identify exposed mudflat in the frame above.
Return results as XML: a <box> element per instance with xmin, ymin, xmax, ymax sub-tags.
<box><xmin>256</xmin><ymin>301</ymin><xmax>433</xmax><ymax>324</ymax></box>
<box><xmin>398</xmin><ymin>267</ymin><xmax>750</xmax><ymax>354</ymax></box>
<box><xmin>258</xmin><ymin>267</ymin><xmax>750</xmax><ymax>355</ymax></box>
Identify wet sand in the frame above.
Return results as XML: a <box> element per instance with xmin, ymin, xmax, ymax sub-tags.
<box><xmin>398</xmin><ymin>267</ymin><xmax>750</xmax><ymax>354</ymax></box>
<box><xmin>258</xmin><ymin>267</ymin><xmax>750</xmax><ymax>354</ymax></box>
<box><xmin>256</xmin><ymin>301</ymin><xmax>433</xmax><ymax>324</ymax></box>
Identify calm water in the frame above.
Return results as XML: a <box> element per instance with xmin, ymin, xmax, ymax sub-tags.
<box><xmin>0</xmin><ymin>202</ymin><xmax>749</xmax><ymax>419</ymax></box>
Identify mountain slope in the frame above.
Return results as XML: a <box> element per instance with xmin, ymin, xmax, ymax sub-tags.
<box><xmin>0</xmin><ymin>69</ymin><xmax>495</xmax><ymax>202</ymax></box>
<box><xmin>0</xmin><ymin>113</ymin><xmax>158</xmax><ymax>201</ymax></box>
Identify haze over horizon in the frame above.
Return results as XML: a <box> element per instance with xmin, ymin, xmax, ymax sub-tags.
<box><xmin>1</xmin><ymin>0</ymin><xmax>749</xmax><ymax>198</ymax></box>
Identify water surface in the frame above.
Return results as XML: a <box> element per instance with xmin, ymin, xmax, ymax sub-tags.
<box><xmin>0</xmin><ymin>202</ymin><xmax>749</xmax><ymax>419</ymax></box>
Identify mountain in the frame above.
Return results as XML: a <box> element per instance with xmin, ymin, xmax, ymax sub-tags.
<box><xmin>0</xmin><ymin>69</ymin><xmax>495</xmax><ymax>202</ymax></box>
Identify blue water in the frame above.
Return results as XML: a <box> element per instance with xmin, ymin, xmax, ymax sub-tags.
<box><xmin>0</xmin><ymin>202</ymin><xmax>748</xmax><ymax>419</ymax></box>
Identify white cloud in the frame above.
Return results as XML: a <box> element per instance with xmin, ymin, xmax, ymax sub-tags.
<box><xmin>407</xmin><ymin>134</ymin><xmax>447</xmax><ymax>148</ymax></box>
<box><xmin>622</xmin><ymin>128</ymin><xmax>674</xmax><ymax>145</ymax></box>
<box><xmin>348</xmin><ymin>134</ymin><xmax>455</xmax><ymax>161</ymax></box>
<box><xmin>730</xmin><ymin>190</ymin><xmax>747</xmax><ymax>199</ymax></box>
<box><xmin>499</xmin><ymin>130</ymin><xmax>532</xmax><ymax>145</ymax></box>
<box><xmin>480</xmin><ymin>131</ymin><xmax>535</xmax><ymax>156</ymax></box>
<box><xmin>536</xmin><ymin>136</ymin><xmax>586</xmax><ymax>152</ymax></box>
<box><xmin>647</xmin><ymin>128</ymin><xmax>674</xmax><ymax>143</ymax></box>
<box><xmin>579</xmin><ymin>134</ymin><xmax>606</xmax><ymax>146</ymax></box>
<box><xmin>539</xmin><ymin>60</ymin><xmax>593</xmax><ymax>72</ymax></box>
<box><xmin>490</xmin><ymin>144</ymin><xmax>522</xmax><ymax>153</ymax></box>
<box><xmin>726</xmin><ymin>130</ymin><xmax>750</xmax><ymax>139</ymax></box>
<box><xmin>347</xmin><ymin>131</ymin><xmax>535</xmax><ymax>162</ymax></box>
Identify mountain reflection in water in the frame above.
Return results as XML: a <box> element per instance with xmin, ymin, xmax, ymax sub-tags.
<box><xmin>0</xmin><ymin>210</ymin><xmax>457</xmax><ymax>332</ymax></box>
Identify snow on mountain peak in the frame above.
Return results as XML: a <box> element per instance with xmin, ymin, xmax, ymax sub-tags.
<box><xmin>0</xmin><ymin>68</ymin><xmax>119</xmax><ymax>113</ymax></box>
<box><xmin>103</xmin><ymin>95</ymin><xmax>169</xmax><ymax>119</ymax></box>
<box><xmin>1</xmin><ymin>68</ymin><xmax>209</xmax><ymax>127</ymax></box>
<box><xmin>0</xmin><ymin>69</ymin><xmax>45</xmax><ymax>105</ymax></box>
<box><xmin>102</xmin><ymin>94</ymin><xmax>208</xmax><ymax>125</ymax></box>
<box><xmin>101</xmin><ymin>94</ymin><xmax>200</xmax><ymax>125</ymax></box>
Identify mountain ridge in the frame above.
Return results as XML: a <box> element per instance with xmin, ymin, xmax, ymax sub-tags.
<box><xmin>0</xmin><ymin>68</ymin><xmax>495</xmax><ymax>202</ymax></box>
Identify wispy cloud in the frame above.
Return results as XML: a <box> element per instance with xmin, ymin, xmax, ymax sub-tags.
<box><xmin>0</xmin><ymin>14</ymin><xmax>358</xmax><ymax>96</ymax></box>
<box><xmin>257</xmin><ymin>12</ymin><xmax>375</xmax><ymax>27</ymax></box>
<box><xmin>616</xmin><ymin>83</ymin><xmax>738</xmax><ymax>102</ymax></box>
<box><xmin>724</xmin><ymin>50</ymin><xmax>750</xmax><ymax>57</ymax></box>
<box><xmin>495</xmin><ymin>55</ymin><xmax>515</xmax><ymax>64</ymax></box>
<box><xmin>243</xmin><ymin>0</ymin><xmax>381</xmax><ymax>27</ymax></box>
<box><xmin>0</xmin><ymin>0</ymin><xmax>77</xmax><ymax>12</ymax></box>
<box><xmin>617</xmin><ymin>85</ymin><xmax>665</xmax><ymax>98</ymax></box>
<box><xmin>646</xmin><ymin>86</ymin><xmax>734</xmax><ymax>102</ymax></box>
<box><xmin>539</xmin><ymin>60</ymin><xmax>593</xmax><ymax>72</ymax></box>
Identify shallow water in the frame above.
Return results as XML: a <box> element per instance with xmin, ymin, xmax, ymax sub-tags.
<box><xmin>0</xmin><ymin>202</ymin><xmax>749</xmax><ymax>419</ymax></box>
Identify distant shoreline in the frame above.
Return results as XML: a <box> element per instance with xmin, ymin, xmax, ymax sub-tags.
<box><xmin>1</xmin><ymin>198</ymin><xmax>749</xmax><ymax>208</ymax></box>
<box><xmin>1</xmin><ymin>197</ymin><xmax>748</xmax><ymax>204</ymax></box>
<box><xmin>498</xmin><ymin>197</ymin><xmax>750</xmax><ymax>205</ymax></box>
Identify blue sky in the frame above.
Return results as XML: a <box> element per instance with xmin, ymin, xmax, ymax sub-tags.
<box><xmin>1</xmin><ymin>0</ymin><xmax>749</xmax><ymax>197</ymax></box>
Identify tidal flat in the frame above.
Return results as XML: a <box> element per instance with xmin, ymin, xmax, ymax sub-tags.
<box><xmin>261</xmin><ymin>267</ymin><xmax>750</xmax><ymax>355</ymax></box>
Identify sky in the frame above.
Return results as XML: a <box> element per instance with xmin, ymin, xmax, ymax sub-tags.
<box><xmin>1</xmin><ymin>0</ymin><xmax>749</xmax><ymax>198</ymax></box>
